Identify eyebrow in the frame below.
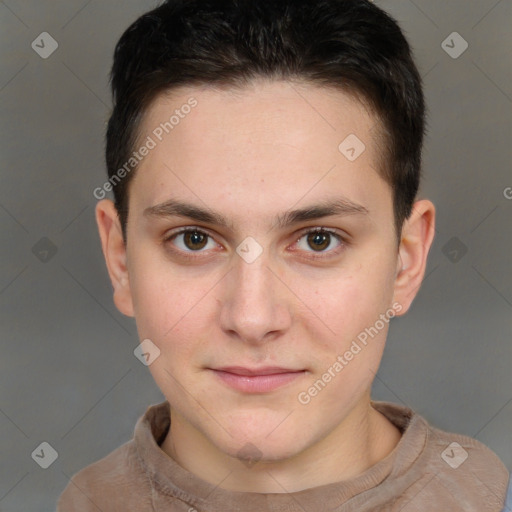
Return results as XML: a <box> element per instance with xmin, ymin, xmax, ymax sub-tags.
<box><xmin>143</xmin><ymin>197</ymin><xmax>369</xmax><ymax>230</ymax></box>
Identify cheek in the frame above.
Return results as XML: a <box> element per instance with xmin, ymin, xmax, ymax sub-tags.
<box><xmin>299</xmin><ymin>257</ymin><xmax>396</xmax><ymax>375</ymax></box>
<box><xmin>301</xmin><ymin>275</ymin><xmax>393</xmax><ymax>406</ymax></box>
<box><xmin>131</xmin><ymin>269</ymin><xmax>210</xmax><ymax>393</ymax></box>
<box><xmin>128</xmin><ymin>255</ymin><xmax>213</xmax><ymax>348</ymax></box>
<box><xmin>304</xmin><ymin>273</ymin><xmax>381</xmax><ymax>341</ymax></box>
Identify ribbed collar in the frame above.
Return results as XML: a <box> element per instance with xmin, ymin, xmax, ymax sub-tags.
<box><xmin>134</xmin><ymin>400</ymin><xmax>429</xmax><ymax>511</ymax></box>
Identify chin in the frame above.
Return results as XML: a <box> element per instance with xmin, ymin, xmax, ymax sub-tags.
<box><xmin>214</xmin><ymin>423</ymin><xmax>310</xmax><ymax>464</ymax></box>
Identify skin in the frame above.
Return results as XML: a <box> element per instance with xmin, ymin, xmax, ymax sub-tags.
<box><xmin>96</xmin><ymin>79</ymin><xmax>436</xmax><ymax>493</ymax></box>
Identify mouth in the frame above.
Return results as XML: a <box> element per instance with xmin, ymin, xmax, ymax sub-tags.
<box><xmin>209</xmin><ymin>366</ymin><xmax>307</xmax><ymax>393</ymax></box>
<box><xmin>213</xmin><ymin>366</ymin><xmax>303</xmax><ymax>376</ymax></box>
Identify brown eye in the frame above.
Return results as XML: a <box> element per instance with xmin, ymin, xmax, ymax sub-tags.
<box><xmin>292</xmin><ymin>227</ymin><xmax>345</xmax><ymax>259</ymax></box>
<box><xmin>165</xmin><ymin>228</ymin><xmax>217</xmax><ymax>254</ymax></box>
<box><xmin>183</xmin><ymin>231</ymin><xmax>208</xmax><ymax>250</ymax></box>
<box><xmin>306</xmin><ymin>231</ymin><xmax>331</xmax><ymax>251</ymax></box>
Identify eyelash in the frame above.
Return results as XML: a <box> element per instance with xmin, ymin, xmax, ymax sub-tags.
<box><xmin>163</xmin><ymin>226</ymin><xmax>347</xmax><ymax>262</ymax></box>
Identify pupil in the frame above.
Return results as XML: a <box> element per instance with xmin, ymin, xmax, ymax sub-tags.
<box><xmin>308</xmin><ymin>232</ymin><xmax>329</xmax><ymax>251</ymax></box>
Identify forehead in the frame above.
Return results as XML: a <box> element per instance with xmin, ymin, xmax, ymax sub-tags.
<box><xmin>139</xmin><ymin>79</ymin><xmax>380</xmax><ymax>152</ymax></box>
<box><xmin>130</xmin><ymin>80</ymin><xmax>391</xmax><ymax>229</ymax></box>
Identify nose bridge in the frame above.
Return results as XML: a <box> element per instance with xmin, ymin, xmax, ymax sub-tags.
<box><xmin>230</xmin><ymin>246</ymin><xmax>274</xmax><ymax>311</ymax></box>
<box><xmin>219</xmin><ymin>243</ymin><xmax>290</xmax><ymax>342</ymax></box>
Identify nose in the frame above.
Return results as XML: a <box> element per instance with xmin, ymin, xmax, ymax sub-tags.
<box><xmin>219</xmin><ymin>247</ymin><xmax>292</xmax><ymax>345</ymax></box>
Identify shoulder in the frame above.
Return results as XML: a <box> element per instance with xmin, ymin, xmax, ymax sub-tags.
<box><xmin>373</xmin><ymin>402</ymin><xmax>510</xmax><ymax>510</ymax></box>
<box><xmin>56</xmin><ymin>439</ymin><xmax>153</xmax><ymax>511</ymax></box>
<box><xmin>407</xmin><ymin>419</ymin><xmax>509</xmax><ymax>510</ymax></box>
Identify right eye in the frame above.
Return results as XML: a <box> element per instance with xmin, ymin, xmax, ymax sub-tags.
<box><xmin>163</xmin><ymin>227</ymin><xmax>222</xmax><ymax>258</ymax></box>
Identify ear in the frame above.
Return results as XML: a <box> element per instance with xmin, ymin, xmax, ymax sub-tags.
<box><xmin>95</xmin><ymin>199</ymin><xmax>135</xmax><ymax>317</ymax></box>
<box><xmin>392</xmin><ymin>199</ymin><xmax>436</xmax><ymax>316</ymax></box>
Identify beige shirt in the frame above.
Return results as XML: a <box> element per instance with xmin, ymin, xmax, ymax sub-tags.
<box><xmin>57</xmin><ymin>400</ymin><xmax>510</xmax><ymax>511</ymax></box>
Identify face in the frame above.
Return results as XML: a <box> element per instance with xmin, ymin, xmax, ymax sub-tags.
<box><xmin>98</xmin><ymin>80</ymin><xmax>429</xmax><ymax>464</ymax></box>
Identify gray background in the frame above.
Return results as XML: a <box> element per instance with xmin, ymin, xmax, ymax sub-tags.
<box><xmin>0</xmin><ymin>0</ymin><xmax>510</xmax><ymax>510</ymax></box>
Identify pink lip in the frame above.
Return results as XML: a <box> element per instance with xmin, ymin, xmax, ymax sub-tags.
<box><xmin>215</xmin><ymin>366</ymin><xmax>300</xmax><ymax>376</ymax></box>
<box><xmin>210</xmin><ymin>367</ymin><xmax>306</xmax><ymax>393</ymax></box>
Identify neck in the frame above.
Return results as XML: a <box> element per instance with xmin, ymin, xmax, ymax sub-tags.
<box><xmin>161</xmin><ymin>394</ymin><xmax>401</xmax><ymax>493</ymax></box>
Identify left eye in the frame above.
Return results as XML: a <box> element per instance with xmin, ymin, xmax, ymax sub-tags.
<box><xmin>294</xmin><ymin>228</ymin><xmax>343</xmax><ymax>253</ymax></box>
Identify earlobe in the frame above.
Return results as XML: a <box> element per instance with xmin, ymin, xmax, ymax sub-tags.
<box><xmin>392</xmin><ymin>199</ymin><xmax>436</xmax><ymax>315</ymax></box>
<box><xmin>95</xmin><ymin>199</ymin><xmax>135</xmax><ymax>317</ymax></box>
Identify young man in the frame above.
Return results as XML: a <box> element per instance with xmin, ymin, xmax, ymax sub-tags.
<box><xmin>58</xmin><ymin>0</ymin><xmax>511</xmax><ymax>510</ymax></box>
